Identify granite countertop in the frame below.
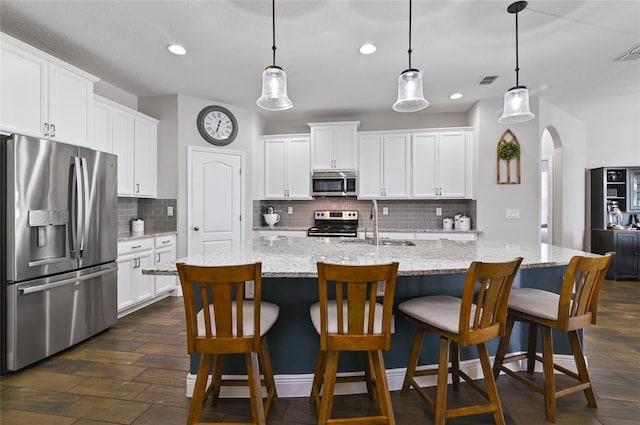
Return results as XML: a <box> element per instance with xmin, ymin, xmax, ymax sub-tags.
<box><xmin>253</xmin><ymin>226</ymin><xmax>479</xmax><ymax>234</ymax></box>
<box><xmin>143</xmin><ymin>236</ymin><xmax>594</xmax><ymax>278</ymax></box>
<box><xmin>118</xmin><ymin>230</ymin><xmax>178</xmax><ymax>241</ymax></box>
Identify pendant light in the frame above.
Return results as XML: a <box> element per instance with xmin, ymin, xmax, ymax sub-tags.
<box><xmin>499</xmin><ymin>1</ymin><xmax>535</xmax><ymax>124</ymax></box>
<box><xmin>257</xmin><ymin>0</ymin><xmax>293</xmax><ymax>111</ymax></box>
<box><xmin>393</xmin><ymin>0</ymin><xmax>428</xmax><ymax>113</ymax></box>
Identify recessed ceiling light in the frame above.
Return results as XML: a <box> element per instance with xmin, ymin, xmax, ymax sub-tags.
<box><xmin>359</xmin><ymin>43</ymin><xmax>376</xmax><ymax>55</ymax></box>
<box><xmin>167</xmin><ymin>44</ymin><xmax>187</xmax><ymax>55</ymax></box>
<box><xmin>450</xmin><ymin>93</ymin><xmax>463</xmax><ymax>100</ymax></box>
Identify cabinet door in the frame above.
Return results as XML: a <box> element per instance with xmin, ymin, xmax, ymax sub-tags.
<box><xmin>286</xmin><ymin>137</ymin><xmax>311</xmax><ymax>199</ymax></box>
<box><xmin>155</xmin><ymin>247</ymin><xmax>177</xmax><ymax>294</ymax></box>
<box><xmin>134</xmin><ymin>252</ymin><xmax>154</xmax><ymax>303</ymax></box>
<box><xmin>333</xmin><ymin>125</ymin><xmax>357</xmax><ymax>169</ymax></box>
<box><xmin>134</xmin><ymin>117</ymin><xmax>157</xmax><ymax>197</ymax></box>
<box><xmin>93</xmin><ymin>101</ymin><xmax>112</xmax><ymax>153</ymax></box>
<box><xmin>628</xmin><ymin>169</ymin><xmax>640</xmax><ymax>211</ymax></box>
<box><xmin>112</xmin><ymin>109</ymin><xmax>135</xmax><ymax>196</ymax></box>
<box><xmin>383</xmin><ymin>134</ymin><xmax>410</xmax><ymax>198</ymax></box>
<box><xmin>438</xmin><ymin>132</ymin><xmax>467</xmax><ymax>198</ymax></box>
<box><xmin>0</xmin><ymin>40</ymin><xmax>47</xmax><ymax>137</ymax></box>
<box><xmin>358</xmin><ymin>134</ymin><xmax>384</xmax><ymax>198</ymax></box>
<box><xmin>310</xmin><ymin>127</ymin><xmax>334</xmax><ymax>169</ymax></box>
<box><xmin>264</xmin><ymin>139</ymin><xmax>287</xmax><ymax>199</ymax></box>
<box><xmin>411</xmin><ymin>133</ymin><xmax>438</xmax><ymax>197</ymax></box>
<box><xmin>48</xmin><ymin>63</ymin><xmax>93</xmax><ymax>146</ymax></box>
<box><xmin>616</xmin><ymin>233</ymin><xmax>639</xmax><ymax>278</ymax></box>
<box><xmin>116</xmin><ymin>256</ymin><xmax>135</xmax><ymax>311</ymax></box>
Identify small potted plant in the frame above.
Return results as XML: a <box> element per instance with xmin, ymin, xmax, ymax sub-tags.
<box><xmin>498</xmin><ymin>141</ymin><xmax>521</xmax><ymax>161</ymax></box>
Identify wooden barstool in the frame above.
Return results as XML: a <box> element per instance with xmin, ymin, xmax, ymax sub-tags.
<box><xmin>309</xmin><ymin>261</ymin><xmax>399</xmax><ymax>425</ymax></box>
<box><xmin>176</xmin><ymin>262</ymin><xmax>279</xmax><ymax>425</ymax></box>
<box><xmin>399</xmin><ymin>257</ymin><xmax>523</xmax><ymax>425</ymax></box>
<box><xmin>493</xmin><ymin>253</ymin><xmax>614</xmax><ymax>423</ymax></box>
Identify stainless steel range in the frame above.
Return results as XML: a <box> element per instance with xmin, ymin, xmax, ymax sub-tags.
<box><xmin>307</xmin><ymin>210</ymin><xmax>359</xmax><ymax>237</ymax></box>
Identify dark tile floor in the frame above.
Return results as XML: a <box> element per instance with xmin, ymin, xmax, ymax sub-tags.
<box><xmin>1</xmin><ymin>280</ymin><xmax>639</xmax><ymax>425</ymax></box>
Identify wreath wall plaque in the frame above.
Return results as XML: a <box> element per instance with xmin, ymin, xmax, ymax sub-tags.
<box><xmin>497</xmin><ymin>129</ymin><xmax>521</xmax><ymax>184</ymax></box>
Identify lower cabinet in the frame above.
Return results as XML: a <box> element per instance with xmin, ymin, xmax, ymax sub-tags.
<box><xmin>117</xmin><ymin>234</ymin><xmax>177</xmax><ymax>317</ymax></box>
<box><xmin>591</xmin><ymin>229</ymin><xmax>639</xmax><ymax>280</ymax></box>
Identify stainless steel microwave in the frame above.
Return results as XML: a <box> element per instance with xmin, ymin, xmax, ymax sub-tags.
<box><xmin>311</xmin><ymin>170</ymin><xmax>357</xmax><ymax>197</ymax></box>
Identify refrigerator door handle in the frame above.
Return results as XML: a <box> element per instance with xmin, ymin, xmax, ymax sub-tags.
<box><xmin>68</xmin><ymin>156</ymin><xmax>83</xmax><ymax>259</ymax></box>
<box><xmin>18</xmin><ymin>268</ymin><xmax>115</xmax><ymax>295</ymax></box>
<box><xmin>80</xmin><ymin>157</ymin><xmax>90</xmax><ymax>257</ymax></box>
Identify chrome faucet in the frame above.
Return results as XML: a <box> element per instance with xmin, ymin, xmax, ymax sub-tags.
<box><xmin>370</xmin><ymin>199</ymin><xmax>380</xmax><ymax>246</ymax></box>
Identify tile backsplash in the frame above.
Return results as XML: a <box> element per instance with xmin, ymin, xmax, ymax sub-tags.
<box><xmin>254</xmin><ymin>199</ymin><xmax>476</xmax><ymax>230</ymax></box>
<box><xmin>118</xmin><ymin>198</ymin><xmax>177</xmax><ymax>234</ymax></box>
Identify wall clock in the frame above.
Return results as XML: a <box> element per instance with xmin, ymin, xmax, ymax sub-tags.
<box><xmin>196</xmin><ymin>105</ymin><xmax>238</xmax><ymax>146</ymax></box>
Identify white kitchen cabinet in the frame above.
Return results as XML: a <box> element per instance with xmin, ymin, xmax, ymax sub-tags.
<box><xmin>263</xmin><ymin>135</ymin><xmax>312</xmax><ymax>200</ymax></box>
<box><xmin>412</xmin><ymin>131</ymin><xmax>472</xmax><ymax>198</ymax></box>
<box><xmin>94</xmin><ymin>95</ymin><xmax>158</xmax><ymax>197</ymax></box>
<box><xmin>154</xmin><ymin>235</ymin><xmax>177</xmax><ymax>295</ymax></box>
<box><xmin>117</xmin><ymin>239</ymin><xmax>155</xmax><ymax>314</ymax></box>
<box><xmin>358</xmin><ymin>133</ymin><xmax>411</xmax><ymax>199</ymax></box>
<box><xmin>0</xmin><ymin>33</ymin><xmax>97</xmax><ymax>147</ymax></box>
<box><xmin>309</xmin><ymin>121</ymin><xmax>359</xmax><ymax>170</ymax></box>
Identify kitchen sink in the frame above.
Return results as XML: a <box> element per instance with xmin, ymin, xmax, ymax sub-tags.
<box><xmin>339</xmin><ymin>238</ymin><xmax>416</xmax><ymax>246</ymax></box>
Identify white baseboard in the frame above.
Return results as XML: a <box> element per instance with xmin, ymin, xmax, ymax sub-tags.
<box><xmin>183</xmin><ymin>353</ymin><xmax>579</xmax><ymax>398</ymax></box>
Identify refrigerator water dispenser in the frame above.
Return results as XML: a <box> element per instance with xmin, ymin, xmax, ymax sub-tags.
<box><xmin>28</xmin><ymin>209</ymin><xmax>68</xmax><ymax>264</ymax></box>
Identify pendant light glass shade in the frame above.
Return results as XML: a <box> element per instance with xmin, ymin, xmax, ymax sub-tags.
<box><xmin>393</xmin><ymin>69</ymin><xmax>429</xmax><ymax>112</ymax></box>
<box><xmin>257</xmin><ymin>65</ymin><xmax>292</xmax><ymax>111</ymax></box>
<box><xmin>499</xmin><ymin>86</ymin><xmax>534</xmax><ymax>123</ymax></box>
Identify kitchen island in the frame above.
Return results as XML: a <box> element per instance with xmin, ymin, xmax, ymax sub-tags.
<box><xmin>144</xmin><ymin>236</ymin><xmax>597</xmax><ymax>397</ymax></box>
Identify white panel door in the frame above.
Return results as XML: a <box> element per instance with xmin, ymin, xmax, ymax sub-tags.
<box><xmin>310</xmin><ymin>127</ymin><xmax>333</xmax><ymax>169</ymax></box>
<box><xmin>48</xmin><ymin>63</ymin><xmax>92</xmax><ymax>146</ymax></box>
<box><xmin>382</xmin><ymin>134</ymin><xmax>411</xmax><ymax>198</ymax></box>
<box><xmin>264</xmin><ymin>138</ymin><xmax>287</xmax><ymax>198</ymax></box>
<box><xmin>286</xmin><ymin>137</ymin><xmax>311</xmax><ymax>199</ymax></box>
<box><xmin>358</xmin><ymin>134</ymin><xmax>384</xmax><ymax>198</ymax></box>
<box><xmin>93</xmin><ymin>101</ymin><xmax>112</xmax><ymax>153</ymax></box>
<box><xmin>333</xmin><ymin>125</ymin><xmax>357</xmax><ymax>169</ymax></box>
<box><xmin>112</xmin><ymin>109</ymin><xmax>135</xmax><ymax>196</ymax></box>
<box><xmin>438</xmin><ymin>132</ymin><xmax>467</xmax><ymax>198</ymax></box>
<box><xmin>189</xmin><ymin>147</ymin><xmax>243</xmax><ymax>255</ymax></box>
<box><xmin>134</xmin><ymin>117</ymin><xmax>157</xmax><ymax>197</ymax></box>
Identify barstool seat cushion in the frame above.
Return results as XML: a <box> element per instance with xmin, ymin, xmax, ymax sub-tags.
<box><xmin>196</xmin><ymin>302</ymin><xmax>280</xmax><ymax>337</ymax></box>
<box><xmin>508</xmin><ymin>288</ymin><xmax>560</xmax><ymax>320</ymax></box>
<box><xmin>310</xmin><ymin>301</ymin><xmax>384</xmax><ymax>335</ymax></box>
<box><xmin>399</xmin><ymin>295</ymin><xmax>477</xmax><ymax>335</ymax></box>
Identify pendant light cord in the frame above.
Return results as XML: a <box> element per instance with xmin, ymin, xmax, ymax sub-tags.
<box><xmin>514</xmin><ymin>9</ymin><xmax>520</xmax><ymax>86</ymax></box>
<box><xmin>271</xmin><ymin>0</ymin><xmax>277</xmax><ymax>66</ymax></box>
<box><xmin>407</xmin><ymin>0</ymin><xmax>413</xmax><ymax>69</ymax></box>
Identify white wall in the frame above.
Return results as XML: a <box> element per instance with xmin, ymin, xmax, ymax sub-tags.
<box><xmin>469</xmin><ymin>98</ymin><xmax>541</xmax><ymax>244</ymax></box>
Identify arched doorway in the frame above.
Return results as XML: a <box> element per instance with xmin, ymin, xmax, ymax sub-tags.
<box><xmin>541</xmin><ymin>127</ymin><xmax>563</xmax><ymax>245</ymax></box>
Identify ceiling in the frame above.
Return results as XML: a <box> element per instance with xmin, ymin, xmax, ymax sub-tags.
<box><xmin>1</xmin><ymin>1</ymin><xmax>639</xmax><ymax>121</ymax></box>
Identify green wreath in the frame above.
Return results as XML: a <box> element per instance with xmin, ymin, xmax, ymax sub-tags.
<box><xmin>498</xmin><ymin>141</ymin><xmax>521</xmax><ymax>161</ymax></box>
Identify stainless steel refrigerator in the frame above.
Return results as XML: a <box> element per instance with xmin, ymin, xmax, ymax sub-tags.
<box><xmin>1</xmin><ymin>134</ymin><xmax>118</xmax><ymax>373</ymax></box>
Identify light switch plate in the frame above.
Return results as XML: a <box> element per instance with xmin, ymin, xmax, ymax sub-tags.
<box><xmin>287</xmin><ymin>206</ymin><xmax>293</xmax><ymax>214</ymax></box>
<box><xmin>382</xmin><ymin>207</ymin><xmax>389</xmax><ymax>215</ymax></box>
<box><xmin>436</xmin><ymin>207</ymin><xmax>442</xmax><ymax>216</ymax></box>
<box><xmin>506</xmin><ymin>209</ymin><xmax>520</xmax><ymax>219</ymax></box>
<box><xmin>167</xmin><ymin>206</ymin><xmax>174</xmax><ymax>217</ymax></box>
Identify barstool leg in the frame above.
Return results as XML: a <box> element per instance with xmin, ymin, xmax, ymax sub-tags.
<box><xmin>363</xmin><ymin>351</ymin><xmax>377</xmax><ymax>400</ymax></box>
<box><xmin>568</xmin><ymin>330</ymin><xmax>597</xmax><ymax>408</ymax></box>
<box><xmin>541</xmin><ymin>326</ymin><xmax>556</xmax><ymax>423</ymax></box>
<box><xmin>435</xmin><ymin>337</ymin><xmax>449</xmax><ymax>425</ymax></box>
<box><xmin>260</xmin><ymin>336</ymin><xmax>278</xmax><ymax>411</ymax></box>
<box><xmin>371</xmin><ymin>349</ymin><xmax>395</xmax><ymax>425</ymax></box>
<box><xmin>310</xmin><ymin>350</ymin><xmax>327</xmax><ymax>406</ymax></box>
<box><xmin>401</xmin><ymin>327</ymin><xmax>426</xmax><ymax>395</ymax></box>
<box><xmin>246</xmin><ymin>352</ymin><xmax>266</xmax><ymax>425</ymax></box>
<box><xmin>527</xmin><ymin>323</ymin><xmax>538</xmax><ymax>373</ymax></box>
<box><xmin>318</xmin><ymin>350</ymin><xmax>339</xmax><ymax>425</ymax></box>
<box><xmin>188</xmin><ymin>353</ymin><xmax>211</xmax><ymax>425</ymax></box>
<box><xmin>450</xmin><ymin>342</ymin><xmax>460</xmax><ymax>391</ymax></box>
<box><xmin>493</xmin><ymin>315</ymin><xmax>515</xmax><ymax>380</ymax></box>
<box><xmin>478</xmin><ymin>342</ymin><xmax>505</xmax><ymax>425</ymax></box>
<box><xmin>210</xmin><ymin>354</ymin><xmax>224</xmax><ymax>406</ymax></box>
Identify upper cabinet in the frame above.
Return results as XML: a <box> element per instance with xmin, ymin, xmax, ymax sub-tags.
<box><xmin>0</xmin><ymin>33</ymin><xmax>98</xmax><ymax>147</ymax></box>
<box><xmin>412</xmin><ymin>130</ymin><xmax>473</xmax><ymax>199</ymax></box>
<box><xmin>309</xmin><ymin>121</ymin><xmax>359</xmax><ymax>170</ymax></box>
<box><xmin>358</xmin><ymin>133</ymin><xmax>411</xmax><ymax>199</ymax></box>
<box><xmin>94</xmin><ymin>95</ymin><xmax>158</xmax><ymax>198</ymax></box>
<box><xmin>263</xmin><ymin>135</ymin><xmax>312</xmax><ymax>200</ymax></box>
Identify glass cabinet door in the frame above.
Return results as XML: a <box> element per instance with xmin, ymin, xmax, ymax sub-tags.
<box><xmin>629</xmin><ymin>169</ymin><xmax>640</xmax><ymax>211</ymax></box>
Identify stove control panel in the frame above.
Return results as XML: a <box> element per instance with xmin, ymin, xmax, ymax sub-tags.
<box><xmin>314</xmin><ymin>210</ymin><xmax>359</xmax><ymax>221</ymax></box>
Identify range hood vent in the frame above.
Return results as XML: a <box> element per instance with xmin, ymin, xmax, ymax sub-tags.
<box><xmin>616</xmin><ymin>44</ymin><xmax>640</xmax><ymax>62</ymax></box>
<box><xmin>478</xmin><ymin>75</ymin><xmax>498</xmax><ymax>85</ymax></box>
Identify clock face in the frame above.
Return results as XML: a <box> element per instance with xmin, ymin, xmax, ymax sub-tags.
<box><xmin>197</xmin><ymin>106</ymin><xmax>238</xmax><ymax>146</ymax></box>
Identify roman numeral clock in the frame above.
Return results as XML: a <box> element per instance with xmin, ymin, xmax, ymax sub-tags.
<box><xmin>196</xmin><ymin>105</ymin><xmax>238</xmax><ymax>146</ymax></box>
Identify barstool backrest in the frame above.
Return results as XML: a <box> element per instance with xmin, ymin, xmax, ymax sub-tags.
<box><xmin>459</xmin><ymin>257</ymin><xmax>523</xmax><ymax>345</ymax></box>
<box><xmin>316</xmin><ymin>262</ymin><xmax>399</xmax><ymax>351</ymax></box>
<box><xmin>557</xmin><ymin>252</ymin><xmax>614</xmax><ymax>331</ymax></box>
<box><xmin>177</xmin><ymin>262</ymin><xmax>263</xmax><ymax>354</ymax></box>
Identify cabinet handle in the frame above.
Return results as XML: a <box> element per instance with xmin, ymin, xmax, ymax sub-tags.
<box><xmin>193</xmin><ymin>226</ymin><xmax>200</xmax><ymax>231</ymax></box>
<box><xmin>157</xmin><ymin>253</ymin><xmax>161</xmax><ymax>263</ymax></box>
<box><xmin>136</xmin><ymin>183</ymin><xmax>140</xmax><ymax>193</ymax></box>
<box><xmin>43</xmin><ymin>122</ymin><xmax>49</xmax><ymax>136</ymax></box>
<box><xmin>50</xmin><ymin>124</ymin><xmax>56</xmax><ymax>137</ymax></box>
<box><xmin>131</xmin><ymin>245</ymin><xmax>142</xmax><ymax>249</ymax></box>
<box><xmin>162</xmin><ymin>240</ymin><xmax>170</xmax><ymax>244</ymax></box>
<box><xmin>133</xmin><ymin>258</ymin><xmax>140</xmax><ymax>268</ymax></box>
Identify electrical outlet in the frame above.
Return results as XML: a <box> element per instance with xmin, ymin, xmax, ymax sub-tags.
<box><xmin>506</xmin><ymin>209</ymin><xmax>520</xmax><ymax>219</ymax></box>
<box><xmin>436</xmin><ymin>207</ymin><xmax>442</xmax><ymax>216</ymax></box>
<box><xmin>167</xmin><ymin>206</ymin><xmax>174</xmax><ymax>217</ymax></box>
<box><xmin>245</xmin><ymin>281</ymin><xmax>255</xmax><ymax>299</ymax></box>
<box><xmin>382</xmin><ymin>207</ymin><xmax>389</xmax><ymax>215</ymax></box>
<box><xmin>287</xmin><ymin>206</ymin><xmax>293</xmax><ymax>214</ymax></box>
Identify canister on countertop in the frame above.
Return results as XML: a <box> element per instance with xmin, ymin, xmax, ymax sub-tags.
<box><xmin>131</xmin><ymin>218</ymin><xmax>144</xmax><ymax>234</ymax></box>
<box><xmin>458</xmin><ymin>215</ymin><xmax>471</xmax><ymax>231</ymax></box>
<box><xmin>453</xmin><ymin>213</ymin><xmax>463</xmax><ymax>230</ymax></box>
<box><xmin>443</xmin><ymin>217</ymin><xmax>453</xmax><ymax>230</ymax></box>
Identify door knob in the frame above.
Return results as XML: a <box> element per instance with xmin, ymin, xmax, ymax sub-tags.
<box><xmin>193</xmin><ymin>226</ymin><xmax>200</xmax><ymax>231</ymax></box>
